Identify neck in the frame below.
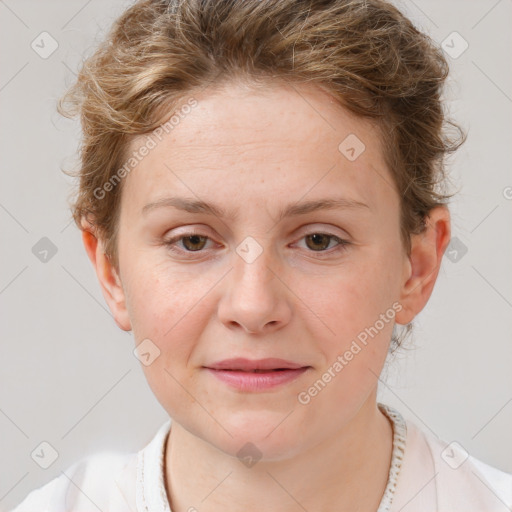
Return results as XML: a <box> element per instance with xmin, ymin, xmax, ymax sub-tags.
<box><xmin>164</xmin><ymin>393</ymin><xmax>393</xmax><ymax>512</ymax></box>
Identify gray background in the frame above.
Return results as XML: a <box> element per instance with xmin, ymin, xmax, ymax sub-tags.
<box><xmin>1</xmin><ymin>0</ymin><xmax>511</xmax><ymax>510</ymax></box>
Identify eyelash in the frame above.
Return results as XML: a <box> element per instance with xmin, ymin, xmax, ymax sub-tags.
<box><xmin>163</xmin><ymin>231</ymin><xmax>351</xmax><ymax>258</ymax></box>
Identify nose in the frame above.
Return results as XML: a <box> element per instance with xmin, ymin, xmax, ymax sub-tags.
<box><xmin>217</xmin><ymin>244</ymin><xmax>292</xmax><ymax>335</ymax></box>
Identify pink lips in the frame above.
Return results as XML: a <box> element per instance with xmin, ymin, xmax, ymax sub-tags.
<box><xmin>204</xmin><ymin>358</ymin><xmax>310</xmax><ymax>391</ymax></box>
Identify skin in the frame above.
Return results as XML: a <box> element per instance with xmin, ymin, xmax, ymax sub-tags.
<box><xmin>82</xmin><ymin>81</ymin><xmax>451</xmax><ymax>512</ymax></box>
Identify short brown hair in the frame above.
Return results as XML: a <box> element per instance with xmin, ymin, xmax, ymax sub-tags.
<box><xmin>59</xmin><ymin>0</ymin><xmax>464</xmax><ymax>277</ymax></box>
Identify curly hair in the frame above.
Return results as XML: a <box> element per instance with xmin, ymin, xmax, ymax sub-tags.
<box><xmin>59</xmin><ymin>0</ymin><xmax>464</xmax><ymax>349</ymax></box>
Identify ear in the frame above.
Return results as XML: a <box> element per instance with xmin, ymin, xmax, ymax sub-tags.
<box><xmin>81</xmin><ymin>221</ymin><xmax>132</xmax><ymax>331</ymax></box>
<box><xmin>395</xmin><ymin>206</ymin><xmax>451</xmax><ymax>325</ymax></box>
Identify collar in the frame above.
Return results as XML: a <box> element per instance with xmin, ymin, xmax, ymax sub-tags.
<box><xmin>136</xmin><ymin>418</ymin><xmax>172</xmax><ymax>512</ymax></box>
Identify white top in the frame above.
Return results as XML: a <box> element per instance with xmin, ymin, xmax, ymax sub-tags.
<box><xmin>10</xmin><ymin>403</ymin><xmax>512</xmax><ymax>512</ymax></box>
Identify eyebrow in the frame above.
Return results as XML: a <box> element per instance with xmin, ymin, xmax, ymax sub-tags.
<box><xmin>141</xmin><ymin>196</ymin><xmax>370</xmax><ymax>223</ymax></box>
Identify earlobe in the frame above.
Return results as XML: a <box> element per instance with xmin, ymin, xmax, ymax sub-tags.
<box><xmin>395</xmin><ymin>206</ymin><xmax>451</xmax><ymax>325</ymax></box>
<box><xmin>81</xmin><ymin>226</ymin><xmax>132</xmax><ymax>332</ymax></box>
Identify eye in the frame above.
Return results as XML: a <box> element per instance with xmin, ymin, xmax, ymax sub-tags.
<box><xmin>296</xmin><ymin>232</ymin><xmax>350</xmax><ymax>254</ymax></box>
<box><xmin>164</xmin><ymin>232</ymin><xmax>214</xmax><ymax>253</ymax></box>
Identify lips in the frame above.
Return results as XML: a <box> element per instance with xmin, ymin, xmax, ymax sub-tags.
<box><xmin>205</xmin><ymin>357</ymin><xmax>307</xmax><ymax>372</ymax></box>
<box><xmin>204</xmin><ymin>358</ymin><xmax>310</xmax><ymax>391</ymax></box>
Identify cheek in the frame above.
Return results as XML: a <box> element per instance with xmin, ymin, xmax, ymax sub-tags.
<box><xmin>122</xmin><ymin>257</ymin><xmax>211</xmax><ymax>370</ymax></box>
<box><xmin>123</xmin><ymin>261</ymin><xmax>215</xmax><ymax>411</ymax></box>
<box><xmin>303</xmin><ymin>265</ymin><xmax>394</xmax><ymax>341</ymax></box>
<box><xmin>124</xmin><ymin>256</ymin><xmax>204</xmax><ymax>332</ymax></box>
<box><xmin>296</xmin><ymin>271</ymin><xmax>394</xmax><ymax>416</ymax></box>
<box><xmin>293</xmin><ymin>245</ymin><xmax>401</xmax><ymax>383</ymax></box>
<box><xmin>123</xmin><ymin>258</ymin><xmax>240</xmax><ymax>381</ymax></box>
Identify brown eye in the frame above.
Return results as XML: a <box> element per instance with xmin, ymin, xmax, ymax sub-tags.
<box><xmin>305</xmin><ymin>233</ymin><xmax>334</xmax><ymax>251</ymax></box>
<box><xmin>180</xmin><ymin>234</ymin><xmax>208</xmax><ymax>251</ymax></box>
<box><xmin>164</xmin><ymin>232</ymin><xmax>213</xmax><ymax>254</ymax></box>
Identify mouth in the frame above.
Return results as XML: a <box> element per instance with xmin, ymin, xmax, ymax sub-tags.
<box><xmin>203</xmin><ymin>358</ymin><xmax>311</xmax><ymax>391</ymax></box>
<box><xmin>205</xmin><ymin>357</ymin><xmax>308</xmax><ymax>372</ymax></box>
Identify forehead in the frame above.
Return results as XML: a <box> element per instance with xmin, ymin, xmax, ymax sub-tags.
<box><xmin>122</xmin><ymin>82</ymin><xmax>398</xmax><ymax>217</ymax></box>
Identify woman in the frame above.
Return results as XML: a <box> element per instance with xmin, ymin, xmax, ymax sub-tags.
<box><xmin>11</xmin><ymin>0</ymin><xmax>511</xmax><ymax>511</ymax></box>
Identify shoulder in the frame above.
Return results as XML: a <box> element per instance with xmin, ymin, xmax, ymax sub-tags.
<box><xmin>9</xmin><ymin>419</ymin><xmax>173</xmax><ymax>512</ymax></box>
<box><xmin>423</xmin><ymin>425</ymin><xmax>512</xmax><ymax>510</ymax></box>
<box><xmin>393</xmin><ymin>416</ymin><xmax>512</xmax><ymax>512</ymax></box>
<box><xmin>9</xmin><ymin>450</ymin><xmax>137</xmax><ymax>512</ymax></box>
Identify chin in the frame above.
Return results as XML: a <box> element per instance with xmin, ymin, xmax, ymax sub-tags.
<box><xmin>220</xmin><ymin>433</ymin><xmax>302</xmax><ymax>464</ymax></box>
<box><xmin>209</xmin><ymin>409</ymin><xmax>307</xmax><ymax>462</ymax></box>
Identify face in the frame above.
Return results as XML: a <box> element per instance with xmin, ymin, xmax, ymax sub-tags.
<box><xmin>92</xmin><ymin>81</ymin><xmax>437</xmax><ymax>460</ymax></box>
